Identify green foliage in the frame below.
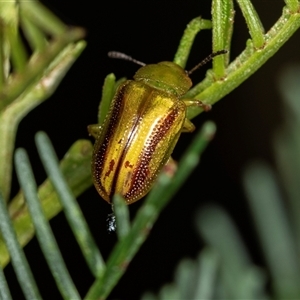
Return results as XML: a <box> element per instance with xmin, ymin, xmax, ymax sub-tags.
<box><xmin>142</xmin><ymin>59</ymin><xmax>300</xmax><ymax>300</ymax></box>
<box><xmin>0</xmin><ymin>1</ymin><xmax>86</xmax><ymax>202</ymax></box>
<box><xmin>0</xmin><ymin>0</ymin><xmax>300</xmax><ymax>299</ymax></box>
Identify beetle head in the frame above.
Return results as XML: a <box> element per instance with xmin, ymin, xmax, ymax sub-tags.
<box><xmin>134</xmin><ymin>61</ymin><xmax>192</xmax><ymax>97</ymax></box>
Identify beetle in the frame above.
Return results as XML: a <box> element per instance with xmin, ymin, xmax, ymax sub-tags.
<box><xmin>88</xmin><ymin>50</ymin><xmax>226</xmax><ymax>205</ymax></box>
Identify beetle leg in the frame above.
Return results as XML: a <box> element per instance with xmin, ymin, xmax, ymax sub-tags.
<box><xmin>181</xmin><ymin>118</ymin><xmax>196</xmax><ymax>132</ymax></box>
<box><xmin>87</xmin><ymin>124</ymin><xmax>102</xmax><ymax>139</ymax></box>
<box><xmin>182</xmin><ymin>98</ymin><xmax>212</xmax><ymax>112</ymax></box>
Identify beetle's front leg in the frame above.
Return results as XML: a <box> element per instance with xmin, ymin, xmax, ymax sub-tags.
<box><xmin>182</xmin><ymin>98</ymin><xmax>212</xmax><ymax>112</ymax></box>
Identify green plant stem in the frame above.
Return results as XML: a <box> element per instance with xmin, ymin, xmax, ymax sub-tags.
<box><xmin>211</xmin><ymin>0</ymin><xmax>233</xmax><ymax>77</ymax></box>
<box><xmin>236</xmin><ymin>0</ymin><xmax>265</xmax><ymax>49</ymax></box>
<box><xmin>15</xmin><ymin>148</ymin><xmax>80</xmax><ymax>300</ymax></box>
<box><xmin>194</xmin><ymin>249</ymin><xmax>219</xmax><ymax>299</ymax></box>
<box><xmin>0</xmin><ymin>28</ymin><xmax>5</xmax><ymax>90</ymax></box>
<box><xmin>244</xmin><ymin>163</ymin><xmax>300</xmax><ymax>299</ymax></box>
<box><xmin>0</xmin><ymin>2</ymin><xmax>17</xmax><ymax>89</ymax></box>
<box><xmin>175</xmin><ymin>259</ymin><xmax>197</xmax><ymax>299</ymax></box>
<box><xmin>0</xmin><ymin>28</ymin><xmax>85</xmax><ymax>110</ymax></box>
<box><xmin>20</xmin><ymin>14</ymin><xmax>47</xmax><ymax>52</ymax></box>
<box><xmin>0</xmin><ymin>263</ymin><xmax>12</xmax><ymax>300</ymax></box>
<box><xmin>35</xmin><ymin>131</ymin><xmax>105</xmax><ymax>278</ymax></box>
<box><xmin>196</xmin><ymin>205</ymin><xmax>268</xmax><ymax>299</ymax></box>
<box><xmin>285</xmin><ymin>0</ymin><xmax>299</xmax><ymax>13</ymax></box>
<box><xmin>277</xmin><ymin>64</ymin><xmax>300</xmax><ymax>251</ymax></box>
<box><xmin>222</xmin><ymin>0</ymin><xmax>234</xmax><ymax>67</ymax></box>
<box><xmin>0</xmin><ymin>139</ymin><xmax>93</xmax><ymax>268</ymax></box>
<box><xmin>113</xmin><ymin>194</ymin><xmax>131</xmax><ymax>240</ymax></box>
<box><xmin>186</xmin><ymin>6</ymin><xmax>300</xmax><ymax>119</ymax></box>
<box><xmin>6</xmin><ymin>24</ymin><xmax>28</xmax><ymax>73</ymax></box>
<box><xmin>0</xmin><ymin>40</ymin><xmax>86</xmax><ymax>201</ymax></box>
<box><xmin>20</xmin><ymin>1</ymin><xmax>67</xmax><ymax>36</ymax></box>
<box><xmin>98</xmin><ymin>73</ymin><xmax>116</xmax><ymax>124</ymax></box>
<box><xmin>173</xmin><ymin>17</ymin><xmax>212</xmax><ymax>69</ymax></box>
<box><xmin>0</xmin><ymin>192</ymin><xmax>42</xmax><ymax>300</ymax></box>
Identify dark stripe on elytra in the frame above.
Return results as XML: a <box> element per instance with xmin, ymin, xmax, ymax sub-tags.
<box><xmin>93</xmin><ymin>84</ymin><xmax>127</xmax><ymax>201</ymax></box>
<box><xmin>125</xmin><ymin>107</ymin><xmax>180</xmax><ymax>199</ymax></box>
<box><xmin>110</xmin><ymin>88</ymin><xmax>153</xmax><ymax>200</ymax></box>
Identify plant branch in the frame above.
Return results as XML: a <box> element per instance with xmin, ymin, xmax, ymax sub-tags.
<box><xmin>186</xmin><ymin>6</ymin><xmax>300</xmax><ymax>119</ymax></box>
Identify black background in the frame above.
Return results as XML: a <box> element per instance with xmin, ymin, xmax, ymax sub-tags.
<box><xmin>5</xmin><ymin>0</ymin><xmax>300</xmax><ymax>299</ymax></box>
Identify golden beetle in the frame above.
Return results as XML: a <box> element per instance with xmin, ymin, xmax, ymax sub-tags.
<box><xmin>88</xmin><ymin>50</ymin><xmax>226</xmax><ymax>204</ymax></box>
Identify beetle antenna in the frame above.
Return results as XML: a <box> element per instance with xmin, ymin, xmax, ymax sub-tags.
<box><xmin>108</xmin><ymin>51</ymin><xmax>146</xmax><ymax>67</ymax></box>
<box><xmin>187</xmin><ymin>50</ymin><xmax>228</xmax><ymax>75</ymax></box>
